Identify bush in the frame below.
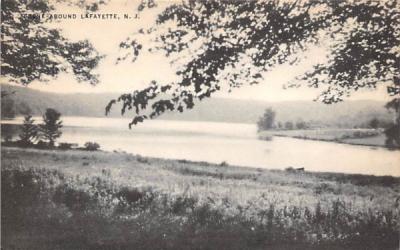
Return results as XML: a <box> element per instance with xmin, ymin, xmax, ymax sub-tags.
<box><xmin>35</xmin><ymin>140</ymin><xmax>50</xmax><ymax>149</ymax></box>
<box><xmin>219</xmin><ymin>161</ymin><xmax>229</xmax><ymax>167</ymax></box>
<box><xmin>284</xmin><ymin>121</ymin><xmax>294</xmax><ymax>130</ymax></box>
<box><xmin>285</xmin><ymin>166</ymin><xmax>295</xmax><ymax>172</ymax></box>
<box><xmin>53</xmin><ymin>185</ymin><xmax>95</xmax><ymax>212</ymax></box>
<box><xmin>58</xmin><ymin>143</ymin><xmax>78</xmax><ymax>150</ymax></box>
<box><xmin>84</xmin><ymin>142</ymin><xmax>100</xmax><ymax>151</ymax></box>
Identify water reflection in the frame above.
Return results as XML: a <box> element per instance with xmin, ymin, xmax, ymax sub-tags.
<box><xmin>2</xmin><ymin>117</ymin><xmax>399</xmax><ymax>176</ymax></box>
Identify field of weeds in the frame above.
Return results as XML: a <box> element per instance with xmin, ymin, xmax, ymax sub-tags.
<box><xmin>1</xmin><ymin>147</ymin><xmax>399</xmax><ymax>250</ymax></box>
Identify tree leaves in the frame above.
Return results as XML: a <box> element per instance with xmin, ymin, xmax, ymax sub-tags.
<box><xmin>39</xmin><ymin>108</ymin><xmax>63</xmax><ymax>146</ymax></box>
<box><xmin>1</xmin><ymin>0</ymin><xmax>103</xmax><ymax>85</ymax></box>
<box><xmin>110</xmin><ymin>0</ymin><xmax>332</xmax><ymax>126</ymax></box>
<box><xmin>299</xmin><ymin>0</ymin><xmax>399</xmax><ymax>104</ymax></box>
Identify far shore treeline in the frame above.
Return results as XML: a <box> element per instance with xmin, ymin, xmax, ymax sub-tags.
<box><xmin>1</xmin><ymin>84</ymin><xmax>395</xmax><ymax>129</ymax></box>
<box><xmin>257</xmin><ymin>107</ymin><xmax>400</xmax><ymax>149</ymax></box>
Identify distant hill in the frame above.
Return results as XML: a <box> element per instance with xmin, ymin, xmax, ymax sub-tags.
<box><xmin>1</xmin><ymin>84</ymin><xmax>394</xmax><ymax>127</ymax></box>
<box><xmin>1</xmin><ymin>84</ymin><xmax>117</xmax><ymax>118</ymax></box>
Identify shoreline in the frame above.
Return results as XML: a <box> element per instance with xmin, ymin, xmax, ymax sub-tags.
<box><xmin>2</xmin><ymin>145</ymin><xmax>399</xmax><ymax>178</ymax></box>
<box><xmin>258</xmin><ymin>129</ymin><xmax>397</xmax><ymax>149</ymax></box>
<box><xmin>271</xmin><ymin>134</ymin><xmax>390</xmax><ymax>149</ymax></box>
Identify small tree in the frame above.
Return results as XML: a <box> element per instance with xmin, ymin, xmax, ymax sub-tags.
<box><xmin>368</xmin><ymin>118</ymin><xmax>380</xmax><ymax>130</ymax></box>
<box><xmin>384</xmin><ymin>98</ymin><xmax>400</xmax><ymax>148</ymax></box>
<box><xmin>39</xmin><ymin>108</ymin><xmax>63</xmax><ymax>147</ymax></box>
<box><xmin>295</xmin><ymin>120</ymin><xmax>308</xmax><ymax>130</ymax></box>
<box><xmin>285</xmin><ymin>121</ymin><xmax>294</xmax><ymax>130</ymax></box>
<box><xmin>257</xmin><ymin>108</ymin><xmax>276</xmax><ymax>131</ymax></box>
<box><xmin>19</xmin><ymin>115</ymin><xmax>38</xmax><ymax>146</ymax></box>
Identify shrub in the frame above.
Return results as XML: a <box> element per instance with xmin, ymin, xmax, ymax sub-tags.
<box><xmin>285</xmin><ymin>167</ymin><xmax>295</xmax><ymax>172</ymax></box>
<box><xmin>116</xmin><ymin>187</ymin><xmax>145</xmax><ymax>204</ymax></box>
<box><xmin>285</xmin><ymin>121</ymin><xmax>294</xmax><ymax>130</ymax></box>
<box><xmin>35</xmin><ymin>140</ymin><xmax>50</xmax><ymax>149</ymax></box>
<box><xmin>219</xmin><ymin>161</ymin><xmax>228</xmax><ymax>167</ymax></box>
<box><xmin>84</xmin><ymin>142</ymin><xmax>100</xmax><ymax>151</ymax></box>
<box><xmin>295</xmin><ymin>119</ymin><xmax>309</xmax><ymax>129</ymax></box>
<box><xmin>53</xmin><ymin>185</ymin><xmax>95</xmax><ymax>212</ymax></box>
<box><xmin>58</xmin><ymin>143</ymin><xmax>78</xmax><ymax>150</ymax></box>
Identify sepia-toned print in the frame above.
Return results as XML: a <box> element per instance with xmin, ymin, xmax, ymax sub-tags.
<box><xmin>1</xmin><ymin>0</ymin><xmax>399</xmax><ymax>249</ymax></box>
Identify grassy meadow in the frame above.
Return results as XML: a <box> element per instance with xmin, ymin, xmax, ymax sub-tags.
<box><xmin>258</xmin><ymin>129</ymin><xmax>387</xmax><ymax>147</ymax></box>
<box><xmin>2</xmin><ymin>146</ymin><xmax>400</xmax><ymax>250</ymax></box>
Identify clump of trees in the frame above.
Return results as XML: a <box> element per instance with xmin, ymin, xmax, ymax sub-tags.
<box><xmin>362</xmin><ymin>115</ymin><xmax>399</xmax><ymax>149</ymax></box>
<box><xmin>16</xmin><ymin>108</ymin><xmax>63</xmax><ymax>148</ymax></box>
<box><xmin>368</xmin><ymin>118</ymin><xmax>381</xmax><ymax>130</ymax></box>
<box><xmin>284</xmin><ymin>121</ymin><xmax>294</xmax><ymax>130</ymax></box>
<box><xmin>295</xmin><ymin>120</ymin><xmax>309</xmax><ymax>130</ymax></box>
<box><xmin>7</xmin><ymin>108</ymin><xmax>103</xmax><ymax>150</ymax></box>
<box><xmin>257</xmin><ymin>108</ymin><xmax>312</xmax><ymax>131</ymax></box>
<box><xmin>257</xmin><ymin>108</ymin><xmax>276</xmax><ymax>131</ymax></box>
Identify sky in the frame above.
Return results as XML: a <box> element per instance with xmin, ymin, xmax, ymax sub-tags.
<box><xmin>5</xmin><ymin>0</ymin><xmax>392</xmax><ymax>103</ymax></box>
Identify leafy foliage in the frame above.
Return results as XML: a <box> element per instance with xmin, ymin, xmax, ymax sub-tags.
<box><xmin>108</xmin><ymin>0</ymin><xmax>325</xmax><ymax>126</ymax></box>
<box><xmin>285</xmin><ymin>121</ymin><xmax>294</xmax><ymax>130</ymax></box>
<box><xmin>296</xmin><ymin>1</ymin><xmax>399</xmax><ymax>104</ymax></box>
<box><xmin>19</xmin><ymin>115</ymin><xmax>39</xmax><ymax>146</ymax></box>
<box><xmin>39</xmin><ymin>108</ymin><xmax>63</xmax><ymax>147</ymax></box>
<box><xmin>84</xmin><ymin>141</ymin><xmax>100</xmax><ymax>151</ymax></box>
<box><xmin>1</xmin><ymin>0</ymin><xmax>103</xmax><ymax>85</ymax></box>
<box><xmin>106</xmin><ymin>0</ymin><xmax>399</xmax><ymax>127</ymax></box>
<box><xmin>295</xmin><ymin>119</ymin><xmax>309</xmax><ymax>130</ymax></box>
<box><xmin>368</xmin><ymin>118</ymin><xmax>380</xmax><ymax>129</ymax></box>
<box><xmin>257</xmin><ymin>108</ymin><xmax>276</xmax><ymax>131</ymax></box>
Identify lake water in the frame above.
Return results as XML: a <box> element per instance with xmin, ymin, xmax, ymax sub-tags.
<box><xmin>2</xmin><ymin>116</ymin><xmax>399</xmax><ymax>176</ymax></box>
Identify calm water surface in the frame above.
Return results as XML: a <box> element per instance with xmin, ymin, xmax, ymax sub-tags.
<box><xmin>2</xmin><ymin>116</ymin><xmax>399</xmax><ymax>176</ymax></box>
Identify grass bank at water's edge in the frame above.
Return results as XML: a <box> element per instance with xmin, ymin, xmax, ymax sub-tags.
<box><xmin>1</xmin><ymin>147</ymin><xmax>399</xmax><ymax>250</ymax></box>
<box><xmin>258</xmin><ymin>129</ymin><xmax>392</xmax><ymax>148</ymax></box>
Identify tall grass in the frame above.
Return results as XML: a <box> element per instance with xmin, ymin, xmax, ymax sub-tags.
<box><xmin>2</xmin><ymin>169</ymin><xmax>398</xmax><ymax>249</ymax></box>
<box><xmin>2</xmin><ymin>148</ymin><xmax>399</xmax><ymax>250</ymax></box>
